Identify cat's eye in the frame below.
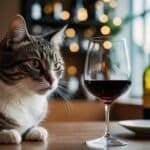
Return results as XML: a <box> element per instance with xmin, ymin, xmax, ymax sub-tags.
<box><xmin>54</xmin><ymin>62</ymin><xmax>61</xmax><ymax>71</ymax></box>
<box><xmin>29</xmin><ymin>60</ymin><xmax>40</xmax><ymax>69</ymax></box>
<box><xmin>53</xmin><ymin>62</ymin><xmax>64</xmax><ymax>77</ymax></box>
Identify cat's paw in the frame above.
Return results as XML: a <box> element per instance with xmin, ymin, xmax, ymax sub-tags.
<box><xmin>24</xmin><ymin>126</ymin><xmax>48</xmax><ymax>141</ymax></box>
<box><xmin>0</xmin><ymin>129</ymin><xmax>21</xmax><ymax>144</ymax></box>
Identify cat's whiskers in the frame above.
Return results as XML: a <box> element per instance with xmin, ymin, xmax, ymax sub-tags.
<box><xmin>58</xmin><ymin>80</ymin><xmax>68</xmax><ymax>86</ymax></box>
<box><xmin>57</xmin><ymin>82</ymin><xmax>72</xmax><ymax>100</ymax></box>
<box><xmin>58</xmin><ymin>80</ymin><xmax>73</xmax><ymax>107</ymax></box>
<box><xmin>50</xmin><ymin>92</ymin><xmax>72</xmax><ymax>113</ymax></box>
<box><xmin>55</xmin><ymin>87</ymin><xmax>73</xmax><ymax>112</ymax></box>
<box><xmin>57</xmin><ymin>86</ymin><xmax>70</xmax><ymax>98</ymax></box>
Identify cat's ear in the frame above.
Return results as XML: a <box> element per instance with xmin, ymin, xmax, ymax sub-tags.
<box><xmin>44</xmin><ymin>25</ymin><xmax>67</xmax><ymax>45</ymax></box>
<box><xmin>7</xmin><ymin>15</ymin><xmax>30</xmax><ymax>43</ymax></box>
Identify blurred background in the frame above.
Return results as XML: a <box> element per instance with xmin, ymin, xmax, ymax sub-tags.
<box><xmin>0</xmin><ymin>0</ymin><xmax>149</xmax><ymax>101</ymax></box>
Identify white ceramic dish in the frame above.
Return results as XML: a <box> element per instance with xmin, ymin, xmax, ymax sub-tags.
<box><xmin>119</xmin><ymin>120</ymin><xmax>150</xmax><ymax>135</ymax></box>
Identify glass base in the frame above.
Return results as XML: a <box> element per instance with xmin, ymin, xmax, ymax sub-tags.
<box><xmin>86</xmin><ymin>134</ymin><xmax>127</xmax><ymax>149</ymax></box>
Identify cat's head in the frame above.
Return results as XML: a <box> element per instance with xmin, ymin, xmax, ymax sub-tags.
<box><xmin>0</xmin><ymin>15</ymin><xmax>66</xmax><ymax>95</ymax></box>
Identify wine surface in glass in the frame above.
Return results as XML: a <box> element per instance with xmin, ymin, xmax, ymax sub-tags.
<box><xmin>84</xmin><ymin>80</ymin><xmax>131</xmax><ymax>104</ymax></box>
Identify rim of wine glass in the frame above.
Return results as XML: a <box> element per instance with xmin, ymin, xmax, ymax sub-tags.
<box><xmin>84</xmin><ymin>36</ymin><xmax>131</xmax><ymax>80</ymax></box>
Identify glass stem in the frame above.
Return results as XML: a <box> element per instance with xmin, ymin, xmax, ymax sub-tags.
<box><xmin>104</xmin><ymin>104</ymin><xmax>110</xmax><ymax>137</ymax></box>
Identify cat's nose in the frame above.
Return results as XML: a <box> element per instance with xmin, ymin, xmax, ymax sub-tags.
<box><xmin>45</xmin><ymin>73</ymin><xmax>54</xmax><ymax>85</ymax></box>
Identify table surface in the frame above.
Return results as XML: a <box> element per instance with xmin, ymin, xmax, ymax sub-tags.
<box><xmin>0</xmin><ymin>122</ymin><xmax>149</xmax><ymax>150</ymax></box>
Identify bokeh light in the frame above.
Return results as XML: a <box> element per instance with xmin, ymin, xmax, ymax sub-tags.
<box><xmin>32</xmin><ymin>25</ymin><xmax>42</xmax><ymax>34</ymax></box>
<box><xmin>100</xmin><ymin>25</ymin><xmax>111</xmax><ymax>35</ymax></box>
<box><xmin>67</xmin><ymin>65</ymin><xmax>77</xmax><ymax>76</ymax></box>
<box><xmin>84</xmin><ymin>27</ymin><xmax>95</xmax><ymax>37</ymax></box>
<box><xmin>109</xmin><ymin>0</ymin><xmax>117</xmax><ymax>8</ymax></box>
<box><xmin>44</xmin><ymin>3</ymin><xmax>53</xmax><ymax>14</ymax></box>
<box><xmin>103</xmin><ymin>0</ymin><xmax>111</xmax><ymax>3</ymax></box>
<box><xmin>77</xmin><ymin>8</ymin><xmax>88</xmax><ymax>21</ymax></box>
<box><xmin>69</xmin><ymin>42</ymin><xmax>80</xmax><ymax>52</ymax></box>
<box><xmin>65</xmin><ymin>28</ymin><xmax>76</xmax><ymax>38</ymax></box>
<box><xmin>103</xmin><ymin>41</ymin><xmax>112</xmax><ymax>49</ymax></box>
<box><xmin>113</xmin><ymin>17</ymin><xmax>122</xmax><ymax>26</ymax></box>
<box><xmin>99</xmin><ymin>14</ymin><xmax>109</xmax><ymax>23</ymax></box>
<box><xmin>31</xmin><ymin>3</ymin><xmax>42</xmax><ymax>20</ymax></box>
<box><xmin>68</xmin><ymin>77</ymin><xmax>79</xmax><ymax>94</ymax></box>
<box><xmin>60</xmin><ymin>10</ymin><xmax>70</xmax><ymax>20</ymax></box>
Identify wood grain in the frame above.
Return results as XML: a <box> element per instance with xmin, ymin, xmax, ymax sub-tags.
<box><xmin>0</xmin><ymin>122</ymin><xmax>149</xmax><ymax>150</ymax></box>
<box><xmin>45</xmin><ymin>101</ymin><xmax>143</xmax><ymax>122</ymax></box>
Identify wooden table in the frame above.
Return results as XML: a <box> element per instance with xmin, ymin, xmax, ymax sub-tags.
<box><xmin>0</xmin><ymin>122</ymin><xmax>149</xmax><ymax>150</ymax></box>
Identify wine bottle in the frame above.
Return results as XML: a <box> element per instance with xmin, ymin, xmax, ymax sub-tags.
<box><xmin>143</xmin><ymin>57</ymin><xmax>150</xmax><ymax>119</ymax></box>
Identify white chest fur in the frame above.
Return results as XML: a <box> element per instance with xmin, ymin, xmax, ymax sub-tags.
<box><xmin>0</xmin><ymin>94</ymin><xmax>48</xmax><ymax>134</ymax></box>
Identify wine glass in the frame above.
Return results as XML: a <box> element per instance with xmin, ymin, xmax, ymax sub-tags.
<box><xmin>84</xmin><ymin>37</ymin><xmax>131</xmax><ymax>149</ymax></box>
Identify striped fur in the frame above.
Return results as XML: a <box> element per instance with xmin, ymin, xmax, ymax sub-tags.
<box><xmin>0</xmin><ymin>37</ymin><xmax>64</xmax><ymax>84</ymax></box>
<box><xmin>0</xmin><ymin>15</ymin><xmax>66</xmax><ymax>144</ymax></box>
<box><xmin>0</xmin><ymin>112</ymin><xmax>20</xmax><ymax>130</ymax></box>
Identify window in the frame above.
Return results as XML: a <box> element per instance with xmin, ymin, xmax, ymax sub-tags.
<box><xmin>130</xmin><ymin>0</ymin><xmax>150</xmax><ymax>97</ymax></box>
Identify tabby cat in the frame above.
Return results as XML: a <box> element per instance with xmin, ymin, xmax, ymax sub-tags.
<box><xmin>0</xmin><ymin>15</ymin><xmax>66</xmax><ymax>144</ymax></box>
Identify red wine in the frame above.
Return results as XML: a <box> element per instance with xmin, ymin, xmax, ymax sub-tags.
<box><xmin>84</xmin><ymin>80</ymin><xmax>131</xmax><ymax>104</ymax></box>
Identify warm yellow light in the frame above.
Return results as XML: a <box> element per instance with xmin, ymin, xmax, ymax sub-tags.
<box><xmin>69</xmin><ymin>42</ymin><xmax>79</xmax><ymax>52</ymax></box>
<box><xmin>99</xmin><ymin>14</ymin><xmax>109</xmax><ymax>23</ymax></box>
<box><xmin>60</xmin><ymin>10</ymin><xmax>70</xmax><ymax>20</ymax></box>
<box><xmin>100</xmin><ymin>26</ymin><xmax>111</xmax><ymax>35</ymax></box>
<box><xmin>44</xmin><ymin>3</ymin><xmax>53</xmax><ymax>14</ymax></box>
<box><xmin>65</xmin><ymin>28</ymin><xmax>76</xmax><ymax>38</ymax></box>
<box><xmin>109</xmin><ymin>0</ymin><xmax>117</xmax><ymax>8</ymax></box>
<box><xmin>103</xmin><ymin>41</ymin><xmax>112</xmax><ymax>49</ymax></box>
<box><xmin>113</xmin><ymin>17</ymin><xmax>122</xmax><ymax>26</ymax></box>
<box><xmin>67</xmin><ymin>65</ymin><xmax>77</xmax><ymax>76</ymax></box>
<box><xmin>77</xmin><ymin>8</ymin><xmax>88</xmax><ymax>21</ymax></box>
<box><xmin>103</xmin><ymin>0</ymin><xmax>111</xmax><ymax>3</ymax></box>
